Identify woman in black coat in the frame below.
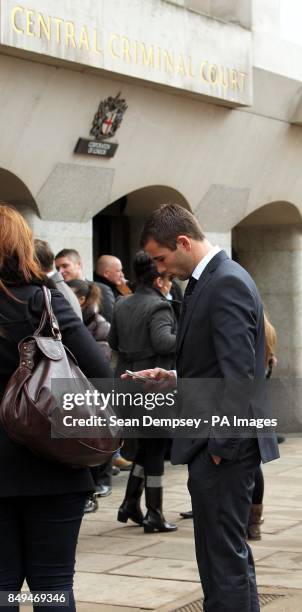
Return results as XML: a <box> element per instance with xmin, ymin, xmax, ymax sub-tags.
<box><xmin>108</xmin><ymin>252</ymin><xmax>177</xmax><ymax>533</ymax></box>
<box><xmin>0</xmin><ymin>204</ymin><xmax>112</xmax><ymax>611</ymax></box>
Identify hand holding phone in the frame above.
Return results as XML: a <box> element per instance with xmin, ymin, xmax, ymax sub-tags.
<box><xmin>125</xmin><ymin>370</ymin><xmax>158</xmax><ymax>383</ymax></box>
<box><xmin>121</xmin><ymin>368</ymin><xmax>176</xmax><ymax>390</ymax></box>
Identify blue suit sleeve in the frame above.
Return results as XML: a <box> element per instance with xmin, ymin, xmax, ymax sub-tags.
<box><xmin>207</xmin><ymin>275</ymin><xmax>258</xmax><ymax>459</ymax></box>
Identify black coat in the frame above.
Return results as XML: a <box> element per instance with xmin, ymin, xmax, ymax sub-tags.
<box><xmin>93</xmin><ymin>274</ymin><xmax>117</xmax><ymax>322</ymax></box>
<box><xmin>171</xmin><ymin>251</ymin><xmax>280</xmax><ymax>465</ymax></box>
<box><xmin>0</xmin><ymin>283</ymin><xmax>113</xmax><ymax>497</ymax></box>
<box><xmin>108</xmin><ymin>286</ymin><xmax>177</xmax><ymax>376</ymax></box>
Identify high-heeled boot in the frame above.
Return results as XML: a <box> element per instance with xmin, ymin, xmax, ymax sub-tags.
<box><xmin>117</xmin><ymin>464</ymin><xmax>144</xmax><ymax>525</ymax></box>
<box><xmin>143</xmin><ymin>486</ymin><xmax>177</xmax><ymax>533</ymax></box>
<box><xmin>247</xmin><ymin>504</ymin><xmax>264</xmax><ymax>540</ymax></box>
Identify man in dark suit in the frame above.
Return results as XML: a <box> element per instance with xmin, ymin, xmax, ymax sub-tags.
<box><xmin>55</xmin><ymin>248</ymin><xmax>115</xmax><ymax>324</ymax></box>
<box><xmin>137</xmin><ymin>204</ymin><xmax>279</xmax><ymax>612</ymax></box>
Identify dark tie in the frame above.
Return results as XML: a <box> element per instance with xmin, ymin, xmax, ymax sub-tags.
<box><xmin>184</xmin><ymin>276</ymin><xmax>198</xmax><ymax>299</ymax></box>
<box><xmin>179</xmin><ymin>276</ymin><xmax>198</xmax><ymax>327</ymax></box>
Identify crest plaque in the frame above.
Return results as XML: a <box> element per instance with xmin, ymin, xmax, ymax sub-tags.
<box><xmin>74</xmin><ymin>92</ymin><xmax>127</xmax><ymax>158</ymax></box>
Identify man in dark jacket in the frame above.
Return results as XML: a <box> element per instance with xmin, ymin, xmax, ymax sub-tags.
<box><xmin>137</xmin><ymin>204</ymin><xmax>279</xmax><ymax>612</ymax></box>
<box><xmin>94</xmin><ymin>255</ymin><xmax>125</xmax><ymax>299</ymax></box>
<box><xmin>55</xmin><ymin>248</ymin><xmax>115</xmax><ymax>324</ymax></box>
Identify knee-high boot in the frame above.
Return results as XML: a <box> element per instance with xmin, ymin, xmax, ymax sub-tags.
<box><xmin>143</xmin><ymin>480</ymin><xmax>177</xmax><ymax>533</ymax></box>
<box><xmin>247</xmin><ymin>504</ymin><xmax>264</xmax><ymax>540</ymax></box>
<box><xmin>117</xmin><ymin>464</ymin><xmax>144</xmax><ymax>525</ymax></box>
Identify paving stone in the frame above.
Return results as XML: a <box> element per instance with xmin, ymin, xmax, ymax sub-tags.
<box><xmin>74</xmin><ymin>573</ymin><xmax>199</xmax><ymax>609</ymax></box>
<box><xmin>250</xmin><ymin>546</ymin><xmax>281</xmax><ymax>562</ymax></box>
<box><xmin>263</xmin><ymin>495</ymin><xmax>302</xmax><ymax>508</ymax></box>
<box><xmin>77</xmin><ymin>535</ymin><xmax>154</xmax><ymax>555</ymax></box>
<box><xmin>263</xmin><ymin>593</ymin><xmax>302</xmax><ymax>612</ymax></box>
<box><xmin>76</xmin><ymin>604</ymin><xmax>141</xmax><ymax>612</ymax></box>
<box><xmin>73</xmin><ymin>440</ymin><xmax>302</xmax><ymax>610</ymax></box>
<box><xmin>275</xmin><ymin>466</ymin><xmax>302</xmax><ymax>478</ymax></box>
<box><xmin>109</xmin><ymin>556</ymin><xmax>200</xmax><ymax>582</ymax></box>
<box><xmin>263</xmin><ymin>506</ymin><xmax>302</xmax><ymax>520</ymax></box>
<box><xmin>256</xmin><ymin>567</ymin><xmax>302</xmax><ymax>590</ymax></box>
<box><xmin>75</xmin><ymin>552</ymin><xmax>142</xmax><ymax>573</ymax></box>
<box><xmin>104</xmin><ymin>526</ymin><xmax>166</xmax><ymax>541</ymax></box>
<box><xmin>80</xmin><ymin>521</ymin><xmax>130</xmax><ymax>536</ymax></box>
<box><xmin>127</xmin><ymin>539</ymin><xmax>196</xmax><ymax>561</ymax></box>
<box><xmin>261</xmin><ymin>518</ymin><xmax>301</xmax><ymax>534</ymax></box>
<box><xmin>166</xmin><ymin>502</ymin><xmax>194</xmax><ymax>511</ymax></box>
<box><xmin>257</xmin><ymin>551</ymin><xmax>302</xmax><ymax>570</ymax></box>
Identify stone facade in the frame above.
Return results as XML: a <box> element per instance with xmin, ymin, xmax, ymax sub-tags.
<box><xmin>1</xmin><ymin>0</ymin><xmax>302</xmax><ymax>426</ymax></box>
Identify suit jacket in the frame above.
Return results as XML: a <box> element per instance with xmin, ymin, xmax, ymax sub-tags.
<box><xmin>171</xmin><ymin>251</ymin><xmax>279</xmax><ymax>466</ymax></box>
<box><xmin>0</xmin><ymin>283</ymin><xmax>113</xmax><ymax>497</ymax></box>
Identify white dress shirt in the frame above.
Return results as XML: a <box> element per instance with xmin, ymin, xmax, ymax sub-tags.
<box><xmin>191</xmin><ymin>246</ymin><xmax>221</xmax><ymax>281</ymax></box>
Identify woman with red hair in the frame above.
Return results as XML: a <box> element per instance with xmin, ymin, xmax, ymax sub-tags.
<box><xmin>0</xmin><ymin>204</ymin><xmax>112</xmax><ymax>611</ymax></box>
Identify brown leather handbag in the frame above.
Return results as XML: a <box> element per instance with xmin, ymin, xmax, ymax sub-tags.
<box><xmin>0</xmin><ymin>286</ymin><xmax>122</xmax><ymax>467</ymax></box>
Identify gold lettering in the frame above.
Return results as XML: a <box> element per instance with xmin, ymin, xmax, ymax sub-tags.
<box><xmin>79</xmin><ymin>25</ymin><xmax>90</xmax><ymax>50</ymax></box>
<box><xmin>93</xmin><ymin>29</ymin><xmax>101</xmax><ymax>54</ymax></box>
<box><xmin>141</xmin><ymin>43</ymin><xmax>154</xmax><ymax>68</ymax></box>
<box><xmin>188</xmin><ymin>56</ymin><xmax>195</xmax><ymax>78</ymax></box>
<box><xmin>200</xmin><ymin>61</ymin><xmax>208</xmax><ymax>82</ymax></box>
<box><xmin>121</xmin><ymin>36</ymin><xmax>131</xmax><ymax>62</ymax></box>
<box><xmin>156</xmin><ymin>47</ymin><xmax>161</xmax><ymax>70</ymax></box>
<box><xmin>133</xmin><ymin>40</ymin><xmax>139</xmax><ymax>64</ymax></box>
<box><xmin>164</xmin><ymin>50</ymin><xmax>174</xmax><ymax>74</ymax></box>
<box><xmin>26</xmin><ymin>10</ymin><xmax>35</xmax><ymax>37</ymax></box>
<box><xmin>11</xmin><ymin>6</ymin><xmax>24</xmax><ymax>34</ymax></box>
<box><xmin>52</xmin><ymin>17</ymin><xmax>63</xmax><ymax>43</ymax></box>
<box><xmin>230</xmin><ymin>69</ymin><xmax>238</xmax><ymax>90</ymax></box>
<box><xmin>239</xmin><ymin>72</ymin><xmax>247</xmax><ymax>92</ymax></box>
<box><xmin>38</xmin><ymin>13</ymin><xmax>51</xmax><ymax>41</ymax></box>
<box><xmin>65</xmin><ymin>21</ymin><xmax>76</xmax><ymax>48</ymax></box>
<box><xmin>220</xmin><ymin>66</ymin><xmax>228</xmax><ymax>91</ymax></box>
<box><xmin>209</xmin><ymin>64</ymin><xmax>218</xmax><ymax>85</ymax></box>
<box><xmin>109</xmin><ymin>33</ymin><xmax>120</xmax><ymax>58</ymax></box>
<box><xmin>176</xmin><ymin>54</ymin><xmax>186</xmax><ymax>76</ymax></box>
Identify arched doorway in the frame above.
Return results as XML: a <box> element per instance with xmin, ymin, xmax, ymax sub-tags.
<box><xmin>93</xmin><ymin>185</ymin><xmax>190</xmax><ymax>279</ymax></box>
<box><xmin>232</xmin><ymin>201</ymin><xmax>302</xmax><ymax>379</ymax></box>
<box><xmin>0</xmin><ymin>168</ymin><xmax>37</xmax><ymax>213</ymax></box>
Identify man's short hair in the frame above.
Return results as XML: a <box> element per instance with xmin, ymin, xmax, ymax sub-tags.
<box><xmin>55</xmin><ymin>248</ymin><xmax>81</xmax><ymax>263</ymax></box>
<box><xmin>140</xmin><ymin>204</ymin><xmax>204</xmax><ymax>250</ymax></box>
<box><xmin>34</xmin><ymin>239</ymin><xmax>54</xmax><ymax>273</ymax></box>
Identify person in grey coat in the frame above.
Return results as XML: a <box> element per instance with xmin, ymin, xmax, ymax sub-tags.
<box><xmin>34</xmin><ymin>240</ymin><xmax>82</xmax><ymax>320</ymax></box>
<box><xmin>108</xmin><ymin>251</ymin><xmax>177</xmax><ymax>533</ymax></box>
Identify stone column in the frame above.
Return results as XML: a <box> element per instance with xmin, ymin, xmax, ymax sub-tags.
<box><xmin>206</xmin><ymin>231</ymin><xmax>232</xmax><ymax>257</ymax></box>
<box><xmin>234</xmin><ymin>224</ymin><xmax>302</xmax><ymax>377</ymax></box>
<box><xmin>18</xmin><ymin>205</ymin><xmax>93</xmax><ymax>279</ymax></box>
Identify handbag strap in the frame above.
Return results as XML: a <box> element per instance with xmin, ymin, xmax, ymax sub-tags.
<box><xmin>34</xmin><ymin>286</ymin><xmax>62</xmax><ymax>340</ymax></box>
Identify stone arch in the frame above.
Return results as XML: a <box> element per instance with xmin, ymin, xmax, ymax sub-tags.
<box><xmin>233</xmin><ymin>201</ymin><xmax>302</xmax><ymax>383</ymax></box>
<box><xmin>125</xmin><ymin>185</ymin><xmax>191</xmax><ymax>217</ymax></box>
<box><xmin>93</xmin><ymin>184</ymin><xmax>190</xmax><ymax>277</ymax></box>
<box><xmin>0</xmin><ymin>168</ymin><xmax>38</xmax><ymax>214</ymax></box>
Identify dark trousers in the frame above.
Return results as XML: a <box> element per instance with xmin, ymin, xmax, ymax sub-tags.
<box><xmin>135</xmin><ymin>438</ymin><xmax>168</xmax><ymax>476</ymax></box>
<box><xmin>90</xmin><ymin>458</ymin><xmax>112</xmax><ymax>487</ymax></box>
<box><xmin>252</xmin><ymin>465</ymin><xmax>264</xmax><ymax>504</ymax></box>
<box><xmin>188</xmin><ymin>439</ymin><xmax>261</xmax><ymax>612</ymax></box>
<box><xmin>0</xmin><ymin>492</ymin><xmax>86</xmax><ymax>612</ymax></box>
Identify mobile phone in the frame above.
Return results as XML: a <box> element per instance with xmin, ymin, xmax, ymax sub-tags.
<box><xmin>125</xmin><ymin>370</ymin><xmax>158</xmax><ymax>383</ymax></box>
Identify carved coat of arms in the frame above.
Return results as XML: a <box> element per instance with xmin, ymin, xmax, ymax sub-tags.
<box><xmin>90</xmin><ymin>92</ymin><xmax>128</xmax><ymax>140</ymax></box>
